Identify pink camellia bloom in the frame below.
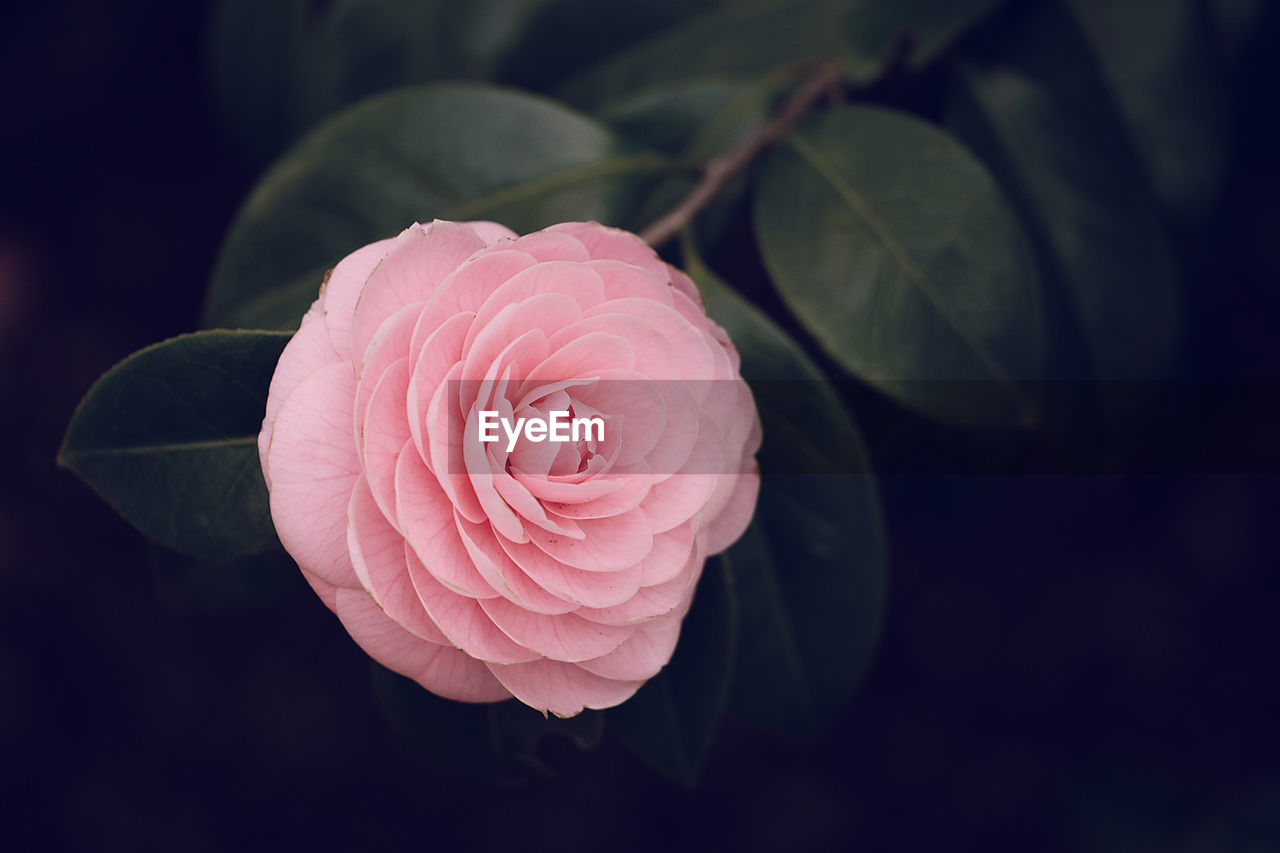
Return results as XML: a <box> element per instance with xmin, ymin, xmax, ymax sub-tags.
<box><xmin>259</xmin><ymin>220</ymin><xmax>761</xmax><ymax>716</ymax></box>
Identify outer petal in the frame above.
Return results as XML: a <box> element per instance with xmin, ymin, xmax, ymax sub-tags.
<box><xmin>461</xmin><ymin>220</ymin><xmax>518</xmax><ymax>245</ymax></box>
<box><xmin>546</xmin><ymin>221</ymin><xmax>671</xmax><ymax>280</ymax></box>
<box><xmin>320</xmin><ymin>237</ymin><xmax>397</xmax><ymax>361</ymax></box>
<box><xmin>406</xmin><ymin>547</ymin><xmax>540</xmax><ymax>665</ymax></box>
<box><xmin>478</xmin><ymin>595</ymin><xmax>636</xmax><ymax>662</ymax></box>
<box><xmin>265</xmin><ymin>362</ymin><xmax>361</xmax><ymax>588</ymax></box>
<box><xmin>575</xmin><ymin>615</ymin><xmax>681</xmax><ymax>681</ymax></box>
<box><xmin>577</xmin><ymin>548</ymin><xmax>700</xmax><ymax>625</ymax></box>
<box><xmin>347</xmin><ymin>474</ymin><xmax>449</xmax><ymax>645</ymax></box>
<box><xmin>350</xmin><ymin>222</ymin><xmax>486</xmax><ymax>363</ymax></box>
<box><xmin>700</xmin><ymin>470</ymin><xmax>762</xmax><ymax>556</ymax></box>
<box><xmin>259</xmin><ymin>301</ymin><xmax>342</xmax><ymax>488</ymax></box>
<box><xmin>334</xmin><ymin>587</ymin><xmax>511</xmax><ymax>702</ymax></box>
<box><xmin>485</xmin><ymin>657</ymin><xmax>642</xmax><ymax>716</ymax></box>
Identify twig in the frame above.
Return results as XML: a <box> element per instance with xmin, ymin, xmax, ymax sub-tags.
<box><xmin>639</xmin><ymin>59</ymin><xmax>846</xmax><ymax>249</ymax></box>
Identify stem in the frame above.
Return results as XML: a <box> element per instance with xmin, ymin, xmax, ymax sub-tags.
<box><xmin>639</xmin><ymin>59</ymin><xmax>846</xmax><ymax>249</ymax></box>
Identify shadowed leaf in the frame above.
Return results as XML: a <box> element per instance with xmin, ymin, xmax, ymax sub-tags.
<box><xmin>689</xmin><ymin>242</ymin><xmax>886</xmax><ymax>735</ymax></box>
<box><xmin>753</xmin><ymin>106</ymin><xmax>1043</xmax><ymax>426</ymax></box>
<box><xmin>204</xmin><ymin>84</ymin><xmax>670</xmax><ymax>330</ymax></box>
<box><xmin>59</xmin><ymin>330</ymin><xmax>290</xmax><ymax>560</ymax></box>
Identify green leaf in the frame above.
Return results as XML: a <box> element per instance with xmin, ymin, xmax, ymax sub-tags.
<box><xmin>608</xmin><ymin>560</ymin><xmax>736</xmax><ymax>785</ymax></box>
<box><xmin>947</xmin><ymin>63</ymin><xmax>1181</xmax><ymax>383</ymax></box>
<box><xmin>210</xmin><ymin>0</ymin><xmax>461</xmax><ymax>161</ymax></box>
<box><xmin>491</xmin><ymin>0</ymin><xmax>725</xmax><ymax>93</ymax></box>
<box><xmin>598</xmin><ymin>71</ymin><xmax>794</xmax><ymax>251</ymax></box>
<box><xmin>203</xmin><ymin>83</ymin><xmax>671</xmax><ymax>330</ymax></box>
<box><xmin>58</xmin><ymin>330</ymin><xmax>290</xmax><ymax>560</ymax></box>
<box><xmin>559</xmin><ymin>0</ymin><xmax>838</xmax><ymax>111</ymax></box>
<box><xmin>210</xmin><ymin>0</ymin><xmax>725</xmax><ymax>161</ymax></box>
<box><xmin>600</xmin><ymin>78</ymin><xmax>767</xmax><ymax>158</ymax></box>
<box><xmin>1062</xmin><ymin>0</ymin><xmax>1230</xmax><ymax>219</ymax></box>
<box><xmin>753</xmin><ymin>105</ymin><xmax>1044</xmax><ymax>426</ymax></box>
<box><xmin>372</xmin><ymin>667</ymin><xmax>603</xmax><ymax>782</ymax></box>
<box><xmin>687</xmin><ymin>239</ymin><xmax>887</xmax><ymax>736</ymax></box>
<box><xmin>838</xmin><ymin>0</ymin><xmax>1006</xmax><ymax>80</ymax></box>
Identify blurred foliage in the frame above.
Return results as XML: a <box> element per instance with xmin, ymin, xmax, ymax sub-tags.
<box><xmin>63</xmin><ymin>0</ymin><xmax>1235</xmax><ymax>783</ymax></box>
<box><xmin>688</xmin><ymin>238</ymin><xmax>886</xmax><ymax>738</ymax></box>
<box><xmin>607</xmin><ymin>559</ymin><xmax>737</xmax><ymax>784</ymax></box>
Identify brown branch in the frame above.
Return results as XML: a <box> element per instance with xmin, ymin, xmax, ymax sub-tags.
<box><xmin>639</xmin><ymin>59</ymin><xmax>846</xmax><ymax>249</ymax></box>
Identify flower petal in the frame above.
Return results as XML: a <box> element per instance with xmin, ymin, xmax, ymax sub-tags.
<box><xmin>405</xmin><ymin>546</ymin><xmax>540</xmax><ymax>664</ymax></box>
<box><xmin>485</xmin><ymin>657</ymin><xmax>642</xmax><ymax>716</ymax></box>
<box><xmin>479</xmin><ymin>595</ymin><xmax>635</xmax><ymax>662</ymax></box>
<box><xmin>700</xmin><ymin>471</ymin><xmax>762</xmax><ymax>556</ymax></box>
<box><xmin>395</xmin><ymin>447</ymin><xmax>498</xmax><ymax>599</ymax></box>
<box><xmin>334</xmin><ymin>586</ymin><xmax>510</xmax><ymax>702</ymax></box>
<box><xmin>347</xmin><ymin>474</ymin><xmax>449</xmax><ymax>645</ymax></box>
<box><xmin>350</xmin><ymin>221</ymin><xmax>485</xmax><ymax>362</ymax></box>
<box><xmin>461</xmin><ymin>220</ymin><xmax>518</xmax><ymax>245</ymax></box>
<box><xmin>260</xmin><ymin>301</ymin><xmax>342</xmax><ymax>489</ymax></box>
<box><xmin>266</xmin><ymin>361</ymin><xmax>361</xmax><ymax>588</ymax></box>
<box><xmin>575</xmin><ymin>615</ymin><xmax>681</xmax><ymax>681</ymax></box>
<box><xmin>321</xmin><ymin>237</ymin><xmax>396</xmax><ymax>361</ymax></box>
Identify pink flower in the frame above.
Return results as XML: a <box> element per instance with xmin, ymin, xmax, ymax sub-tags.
<box><xmin>259</xmin><ymin>220</ymin><xmax>761</xmax><ymax>716</ymax></box>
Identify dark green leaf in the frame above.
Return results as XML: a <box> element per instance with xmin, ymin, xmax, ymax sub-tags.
<box><xmin>608</xmin><ymin>560</ymin><xmax>736</xmax><ymax>784</ymax></box>
<box><xmin>492</xmin><ymin>0</ymin><xmax>725</xmax><ymax>93</ymax></box>
<box><xmin>1063</xmin><ymin>0</ymin><xmax>1230</xmax><ymax>219</ymax></box>
<box><xmin>210</xmin><ymin>0</ymin><xmax>463</xmax><ymax>161</ymax></box>
<box><xmin>58</xmin><ymin>330</ymin><xmax>290</xmax><ymax>560</ymax></box>
<box><xmin>687</xmin><ymin>240</ymin><xmax>887</xmax><ymax>736</ymax></box>
<box><xmin>838</xmin><ymin>0</ymin><xmax>1006</xmax><ymax>79</ymax></box>
<box><xmin>204</xmin><ymin>84</ymin><xmax>671</xmax><ymax>330</ymax></box>
<box><xmin>600</xmin><ymin>78</ymin><xmax>767</xmax><ymax>158</ymax></box>
<box><xmin>559</xmin><ymin>0</ymin><xmax>838</xmax><ymax>111</ymax></box>
<box><xmin>753</xmin><ymin>105</ymin><xmax>1043</xmax><ymax>426</ymax></box>
<box><xmin>372</xmin><ymin>666</ymin><xmax>603</xmax><ymax>782</ymax></box>
<box><xmin>948</xmin><ymin>63</ymin><xmax>1181</xmax><ymax>383</ymax></box>
<box><xmin>210</xmin><ymin>0</ymin><xmax>725</xmax><ymax>161</ymax></box>
<box><xmin>599</xmin><ymin>72</ymin><xmax>792</xmax><ymax>251</ymax></box>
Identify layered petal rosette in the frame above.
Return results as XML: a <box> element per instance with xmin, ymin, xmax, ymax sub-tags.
<box><xmin>259</xmin><ymin>220</ymin><xmax>761</xmax><ymax>716</ymax></box>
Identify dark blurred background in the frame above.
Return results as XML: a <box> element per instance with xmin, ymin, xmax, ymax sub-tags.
<box><xmin>3</xmin><ymin>1</ymin><xmax>1280</xmax><ymax>850</ymax></box>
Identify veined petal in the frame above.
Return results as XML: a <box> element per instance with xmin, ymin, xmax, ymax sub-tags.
<box><xmin>485</xmin><ymin>657</ymin><xmax>642</xmax><ymax>716</ymax></box>
<box><xmin>334</xmin><ymin>586</ymin><xmax>510</xmax><ymax>702</ymax></box>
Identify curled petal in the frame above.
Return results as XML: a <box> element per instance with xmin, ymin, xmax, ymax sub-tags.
<box><xmin>461</xmin><ymin>220</ymin><xmax>518</xmax><ymax>245</ymax></box>
<box><xmin>266</xmin><ymin>362</ymin><xmax>361</xmax><ymax>588</ymax></box>
<box><xmin>334</xmin><ymin>587</ymin><xmax>510</xmax><ymax>702</ymax></box>
<box><xmin>321</xmin><ymin>237</ymin><xmax>397</xmax><ymax>361</ymax></box>
<box><xmin>700</xmin><ymin>471</ymin><xmax>762</xmax><ymax>557</ymax></box>
<box><xmin>479</xmin><ymin>595</ymin><xmax>636</xmax><ymax>662</ymax></box>
<box><xmin>485</xmin><ymin>657</ymin><xmax>642</xmax><ymax>717</ymax></box>
<box><xmin>575</xmin><ymin>615</ymin><xmax>681</xmax><ymax>681</ymax></box>
<box><xmin>406</xmin><ymin>547</ymin><xmax>540</xmax><ymax>665</ymax></box>
<box><xmin>351</xmin><ymin>221</ymin><xmax>486</xmax><ymax>362</ymax></box>
<box><xmin>348</xmin><ymin>475</ymin><xmax>449</xmax><ymax>644</ymax></box>
<box><xmin>260</xmin><ymin>302</ymin><xmax>342</xmax><ymax>488</ymax></box>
